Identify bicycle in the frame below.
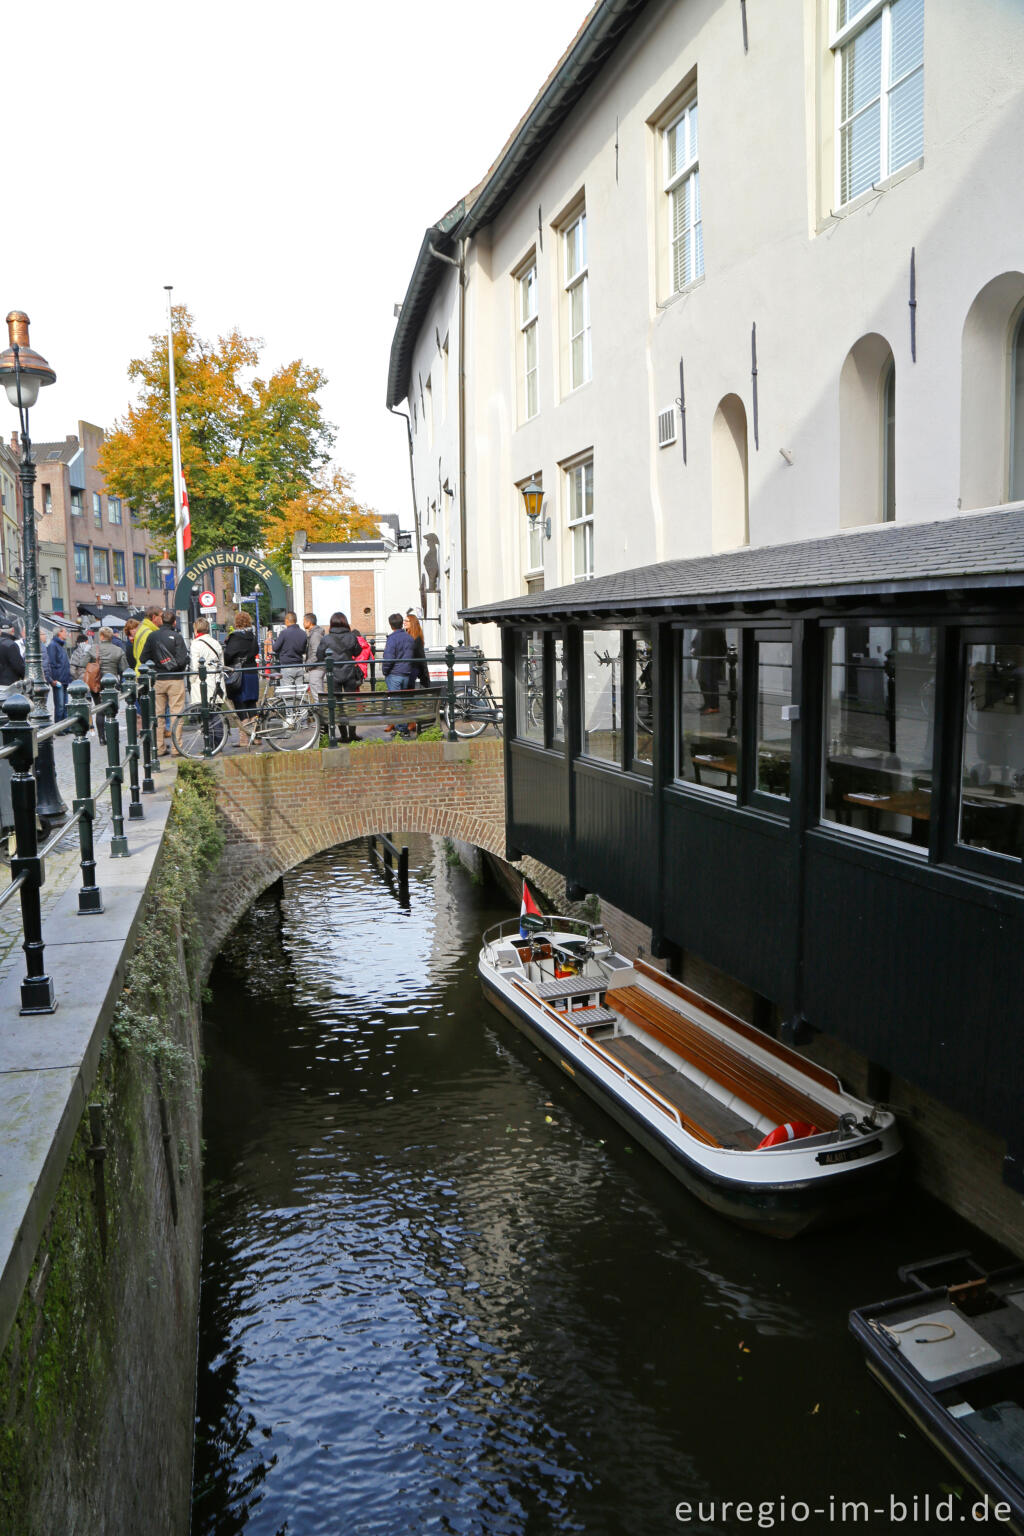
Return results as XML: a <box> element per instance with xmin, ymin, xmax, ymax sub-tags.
<box><xmin>172</xmin><ymin>679</ymin><xmax>320</xmax><ymax>757</ymax></box>
<box><xmin>442</xmin><ymin>664</ymin><xmax>503</xmax><ymax>738</ymax></box>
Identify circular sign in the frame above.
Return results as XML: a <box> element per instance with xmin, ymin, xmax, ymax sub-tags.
<box><xmin>198</xmin><ymin>590</ymin><xmax>216</xmax><ymax>608</ymax></box>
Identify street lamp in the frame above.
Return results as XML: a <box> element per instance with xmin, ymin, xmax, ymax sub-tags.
<box><xmin>0</xmin><ymin>311</ymin><xmax>66</xmax><ymax>821</ymax></box>
<box><xmin>521</xmin><ymin>477</ymin><xmax>550</xmax><ymax>540</ymax></box>
<box><xmin>157</xmin><ymin>552</ymin><xmax>175</xmax><ymax>609</ymax></box>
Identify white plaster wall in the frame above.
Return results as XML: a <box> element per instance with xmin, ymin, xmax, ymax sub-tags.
<box><xmin>404</xmin><ymin>0</ymin><xmax>1024</xmax><ymax>614</ymax></box>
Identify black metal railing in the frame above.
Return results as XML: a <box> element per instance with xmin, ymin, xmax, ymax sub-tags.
<box><xmin>167</xmin><ymin>646</ymin><xmax>503</xmax><ymax>752</ymax></box>
<box><xmin>0</xmin><ymin>666</ymin><xmax>159</xmax><ymax>1016</ymax></box>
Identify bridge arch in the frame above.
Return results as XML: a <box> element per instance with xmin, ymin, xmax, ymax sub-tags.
<box><xmin>200</xmin><ymin>743</ymin><xmax>507</xmax><ymax>962</ymax></box>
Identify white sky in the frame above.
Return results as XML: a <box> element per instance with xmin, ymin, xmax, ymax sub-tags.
<box><xmin>7</xmin><ymin>0</ymin><xmax>588</xmax><ymax>525</ymax></box>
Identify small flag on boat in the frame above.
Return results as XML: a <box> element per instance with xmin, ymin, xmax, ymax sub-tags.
<box><xmin>520</xmin><ymin>880</ymin><xmax>542</xmax><ymax>936</ymax></box>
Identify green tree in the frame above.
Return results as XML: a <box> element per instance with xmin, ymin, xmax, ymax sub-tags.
<box><xmin>100</xmin><ymin>307</ymin><xmax>372</xmax><ymax>561</ymax></box>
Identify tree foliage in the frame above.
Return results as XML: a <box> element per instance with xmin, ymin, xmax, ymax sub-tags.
<box><xmin>263</xmin><ymin>466</ymin><xmax>378</xmax><ymax>576</ymax></box>
<box><xmin>99</xmin><ymin>306</ymin><xmax>376</xmax><ymax>563</ymax></box>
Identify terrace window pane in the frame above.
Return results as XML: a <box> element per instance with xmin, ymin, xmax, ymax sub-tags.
<box><xmin>678</xmin><ymin>627</ymin><xmax>739</xmax><ymax>794</ymax></box>
<box><xmin>823</xmin><ymin>624</ymin><xmax>937</xmax><ymax>844</ymax></box>
<box><xmin>958</xmin><ymin>643</ymin><xmax>1024</xmax><ymax>861</ymax></box>
<box><xmin>756</xmin><ymin>638</ymin><xmax>793</xmax><ymax>799</ymax></box>
<box><xmin>633</xmin><ymin>628</ymin><xmax>654</xmax><ymax>765</ymax></box>
<box><xmin>582</xmin><ymin>629</ymin><xmax>622</xmax><ymax>764</ymax></box>
<box><xmin>552</xmin><ymin>637</ymin><xmax>567</xmax><ymax>748</ymax></box>
<box><xmin>515</xmin><ymin>629</ymin><xmax>545</xmax><ymax>745</ymax></box>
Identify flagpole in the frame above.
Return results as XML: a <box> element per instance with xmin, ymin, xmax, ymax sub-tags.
<box><xmin>164</xmin><ymin>285</ymin><xmax>185</xmax><ymax>584</ymax></box>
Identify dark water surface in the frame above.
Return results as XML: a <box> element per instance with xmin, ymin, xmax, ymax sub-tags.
<box><xmin>193</xmin><ymin>839</ymin><xmax>997</xmax><ymax>1535</ymax></box>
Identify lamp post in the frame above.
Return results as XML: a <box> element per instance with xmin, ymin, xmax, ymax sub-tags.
<box><xmin>0</xmin><ymin>311</ymin><xmax>66</xmax><ymax>821</ymax></box>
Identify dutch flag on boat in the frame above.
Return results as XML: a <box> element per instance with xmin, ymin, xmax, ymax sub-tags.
<box><xmin>520</xmin><ymin>881</ymin><xmax>542</xmax><ymax>937</ymax></box>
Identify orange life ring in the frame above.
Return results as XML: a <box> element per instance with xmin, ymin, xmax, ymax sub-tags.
<box><xmin>755</xmin><ymin>1121</ymin><xmax>818</xmax><ymax>1149</ymax></box>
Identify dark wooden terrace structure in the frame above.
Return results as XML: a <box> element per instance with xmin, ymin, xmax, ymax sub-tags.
<box><xmin>464</xmin><ymin>507</ymin><xmax>1024</xmax><ymax>1190</ymax></box>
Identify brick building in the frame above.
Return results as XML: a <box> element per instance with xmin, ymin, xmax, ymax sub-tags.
<box><xmin>30</xmin><ymin>420</ymin><xmax>161</xmax><ymax>625</ymax></box>
<box><xmin>290</xmin><ymin>517</ymin><xmax>417</xmax><ymax>640</ymax></box>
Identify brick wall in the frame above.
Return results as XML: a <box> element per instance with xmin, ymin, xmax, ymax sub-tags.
<box><xmin>202</xmin><ymin>739</ymin><xmax>506</xmax><ymax>963</ymax></box>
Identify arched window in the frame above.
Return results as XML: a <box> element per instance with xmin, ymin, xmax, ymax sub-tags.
<box><xmin>960</xmin><ymin>273</ymin><xmax>1024</xmax><ymax>510</ymax></box>
<box><xmin>839</xmin><ymin>334</ymin><xmax>895</xmax><ymax>527</ymax></box>
<box><xmin>882</xmin><ymin>358</ymin><xmax>896</xmax><ymax>522</ymax></box>
<box><xmin>1011</xmin><ymin>307</ymin><xmax>1024</xmax><ymax>502</ymax></box>
<box><xmin>711</xmin><ymin>394</ymin><xmax>748</xmax><ymax>552</ymax></box>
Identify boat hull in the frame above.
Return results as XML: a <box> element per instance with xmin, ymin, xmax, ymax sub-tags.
<box><xmin>481</xmin><ymin>973</ymin><xmax>901</xmax><ymax>1240</ymax></box>
<box><xmin>850</xmin><ymin>1285</ymin><xmax>1024</xmax><ymax>1535</ymax></box>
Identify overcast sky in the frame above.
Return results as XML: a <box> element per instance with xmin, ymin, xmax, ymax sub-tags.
<box><xmin>7</xmin><ymin>0</ymin><xmax>587</xmax><ymax>526</ymax></box>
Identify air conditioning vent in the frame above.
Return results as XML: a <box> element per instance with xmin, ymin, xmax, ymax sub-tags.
<box><xmin>115</xmin><ymin>589</ymin><xmax>128</xmax><ymax>603</ymax></box>
<box><xmin>657</xmin><ymin>407</ymin><xmax>676</xmax><ymax>448</ymax></box>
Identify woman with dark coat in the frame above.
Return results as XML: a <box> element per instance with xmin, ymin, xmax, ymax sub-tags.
<box><xmin>317</xmin><ymin>611</ymin><xmax>362</xmax><ymax>742</ymax></box>
<box><xmin>223</xmin><ymin>610</ymin><xmax>260</xmax><ymax>746</ymax></box>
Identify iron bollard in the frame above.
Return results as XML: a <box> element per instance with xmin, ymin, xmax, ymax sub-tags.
<box><xmin>68</xmin><ymin>680</ymin><xmax>103</xmax><ymax>914</ymax></box>
<box><xmin>325</xmin><ymin>653</ymin><xmax>338</xmax><ymax>748</ymax></box>
<box><xmin>122</xmin><ymin>673</ymin><xmax>144</xmax><ymax>819</ymax></box>
<box><xmin>100</xmin><ymin>674</ymin><xmax>129</xmax><ymax>858</ymax></box>
<box><xmin>139</xmin><ymin>661</ymin><xmax>158</xmax><ymax>784</ymax></box>
<box><xmin>0</xmin><ymin>693</ymin><xmax>56</xmax><ymax>1013</ymax></box>
<box><xmin>445</xmin><ymin>645</ymin><xmax>457</xmax><ymax>742</ymax></box>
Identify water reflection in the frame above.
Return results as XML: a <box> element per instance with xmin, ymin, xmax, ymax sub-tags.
<box><xmin>194</xmin><ymin>837</ymin><xmax>988</xmax><ymax>1536</ymax></box>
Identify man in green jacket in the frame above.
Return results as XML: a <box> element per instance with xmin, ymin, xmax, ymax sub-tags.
<box><xmin>133</xmin><ymin>607</ymin><xmax>163</xmax><ymax>671</ymax></box>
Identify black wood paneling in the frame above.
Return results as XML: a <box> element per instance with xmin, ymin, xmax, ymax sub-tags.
<box><xmin>508</xmin><ymin>744</ymin><xmax>569</xmax><ymax>869</ymax></box>
<box><xmin>573</xmin><ymin>762</ymin><xmax>656</xmax><ymax>925</ymax></box>
<box><xmin>803</xmin><ymin>833</ymin><xmax>1024</xmax><ymax>1137</ymax></box>
<box><xmin>661</xmin><ymin>790</ymin><xmax>799</xmax><ymax>1011</ymax></box>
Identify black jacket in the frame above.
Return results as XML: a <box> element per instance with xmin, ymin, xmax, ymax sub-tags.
<box><xmin>140</xmin><ymin>626</ymin><xmax>189</xmax><ymax>673</ymax></box>
<box><xmin>223</xmin><ymin>629</ymin><xmax>259</xmax><ymax>668</ymax></box>
<box><xmin>0</xmin><ymin>635</ymin><xmax>24</xmax><ymax>687</ymax></box>
<box><xmin>273</xmin><ymin>624</ymin><xmax>308</xmax><ymax>666</ymax></box>
<box><xmin>317</xmin><ymin>627</ymin><xmax>362</xmax><ymax>688</ymax></box>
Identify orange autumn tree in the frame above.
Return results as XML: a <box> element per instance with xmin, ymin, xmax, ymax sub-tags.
<box><xmin>100</xmin><ymin>306</ymin><xmax>374</xmax><ymax>564</ymax></box>
<box><xmin>263</xmin><ymin>466</ymin><xmax>379</xmax><ymax>578</ymax></box>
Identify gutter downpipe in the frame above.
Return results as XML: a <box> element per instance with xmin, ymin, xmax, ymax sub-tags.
<box><xmin>387</xmin><ymin>403</ymin><xmax>421</xmax><ymax>589</ymax></box>
<box><xmin>429</xmin><ymin>240</ymin><xmax>469</xmax><ymax>645</ymax></box>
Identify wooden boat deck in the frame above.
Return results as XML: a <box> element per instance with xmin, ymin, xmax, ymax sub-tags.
<box><xmin>610</xmin><ymin>984</ymin><xmax>839</xmax><ymax>1133</ymax></box>
<box><xmin>602</xmin><ymin>1035</ymin><xmax>763</xmax><ymax>1150</ymax></box>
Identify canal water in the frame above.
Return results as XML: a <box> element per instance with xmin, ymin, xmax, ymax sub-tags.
<box><xmin>193</xmin><ymin>838</ymin><xmax>999</xmax><ymax>1536</ymax></box>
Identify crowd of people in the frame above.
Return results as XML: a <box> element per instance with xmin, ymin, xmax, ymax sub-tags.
<box><xmin>0</xmin><ymin>603</ymin><xmax>436</xmax><ymax>755</ymax></box>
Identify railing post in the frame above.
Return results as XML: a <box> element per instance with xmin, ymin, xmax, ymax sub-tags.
<box><xmin>68</xmin><ymin>680</ymin><xmax>103</xmax><ymax>914</ymax></box>
<box><xmin>197</xmin><ymin>658</ymin><xmax>214</xmax><ymax>758</ymax></box>
<box><xmin>1</xmin><ymin>693</ymin><xmax>56</xmax><ymax>1013</ymax></box>
<box><xmin>139</xmin><ymin>661</ymin><xmax>158</xmax><ymax>784</ymax></box>
<box><xmin>325</xmin><ymin>653</ymin><xmax>338</xmax><ymax>748</ymax></box>
<box><xmin>122</xmin><ymin>672</ymin><xmax>144</xmax><ymax>819</ymax></box>
<box><xmin>100</xmin><ymin>673</ymin><xmax>129</xmax><ymax>858</ymax></box>
<box><xmin>445</xmin><ymin>645</ymin><xmax>457</xmax><ymax>742</ymax></box>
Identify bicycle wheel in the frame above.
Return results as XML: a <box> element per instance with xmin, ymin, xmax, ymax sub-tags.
<box><xmin>264</xmin><ymin>698</ymin><xmax>321</xmax><ymax>752</ymax></box>
<box><xmin>528</xmin><ymin>689</ymin><xmax>544</xmax><ymax>731</ymax></box>
<box><xmin>451</xmin><ymin>688</ymin><xmax>488</xmax><ymax>738</ymax></box>
<box><xmin>171</xmin><ymin>704</ymin><xmax>227</xmax><ymax>759</ymax></box>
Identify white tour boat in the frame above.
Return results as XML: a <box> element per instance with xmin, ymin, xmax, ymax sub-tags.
<box><xmin>479</xmin><ymin>912</ymin><xmax>903</xmax><ymax>1238</ymax></box>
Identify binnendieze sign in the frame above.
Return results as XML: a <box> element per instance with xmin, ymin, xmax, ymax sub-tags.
<box><xmin>171</xmin><ymin>549</ymin><xmax>288</xmax><ymax>615</ymax></box>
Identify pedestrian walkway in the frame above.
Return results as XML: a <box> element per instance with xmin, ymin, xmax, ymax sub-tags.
<box><xmin>0</xmin><ymin>729</ymin><xmax>130</xmax><ymax>986</ymax></box>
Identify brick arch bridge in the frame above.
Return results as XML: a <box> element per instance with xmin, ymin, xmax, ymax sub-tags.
<box><xmin>201</xmin><ymin>739</ymin><xmax>507</xmax><ymax>959</ymax></box>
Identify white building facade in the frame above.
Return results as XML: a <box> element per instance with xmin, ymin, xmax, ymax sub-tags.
<box><xmin>388</xmin><ymin>0</ymin><xmax>1024</xmax><ymax>647</ymax></box>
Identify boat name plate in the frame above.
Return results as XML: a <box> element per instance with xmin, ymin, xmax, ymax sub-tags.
<box><xmin>816</xmin><ymin>1138</ymin><xmax>882</xmax><ymax>1166</ymax></box>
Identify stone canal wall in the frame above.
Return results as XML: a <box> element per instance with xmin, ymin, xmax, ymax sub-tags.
<box><xmin>0</xmin><ymin>767</ymin><xmax>219</xmax><ymax>1536</ymax></box>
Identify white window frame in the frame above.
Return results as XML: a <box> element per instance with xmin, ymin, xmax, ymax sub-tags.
<box><xmin>563</xmin><ymin>210</ymin><xmax>591</xmax><ymax>392</ymax></box>
<box><xmin>664</xmin><ymin>98</ymin><xmax>702</xmax><ymax>293</ymax></box>
<box><xmin>92</xmin><ymin>491</ymin><xmax>103</xmax><ymax>528</ymax></box>
<box><xmin>518</xmin><ymin>261</ymin><xmax>539</xmax><ymax>422</ymax></box>
<box><xmin>108</xmin><ymin>495</ymin><xmax>122</xmax><ymax>525</ymax></box>
<box><xmin>565</xmin><ymin>456</ymin><xmax>594</xmax><ymax>582</ymax></box>
<box><xmin>832</xmin><ymin>0</ymin><xmax>923</xmax><ymax>207</ymax></box>
<box><xmin>93</xmin><ymin>546</ymin><xmax>110</xmax><ymax>585</ymax></box>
